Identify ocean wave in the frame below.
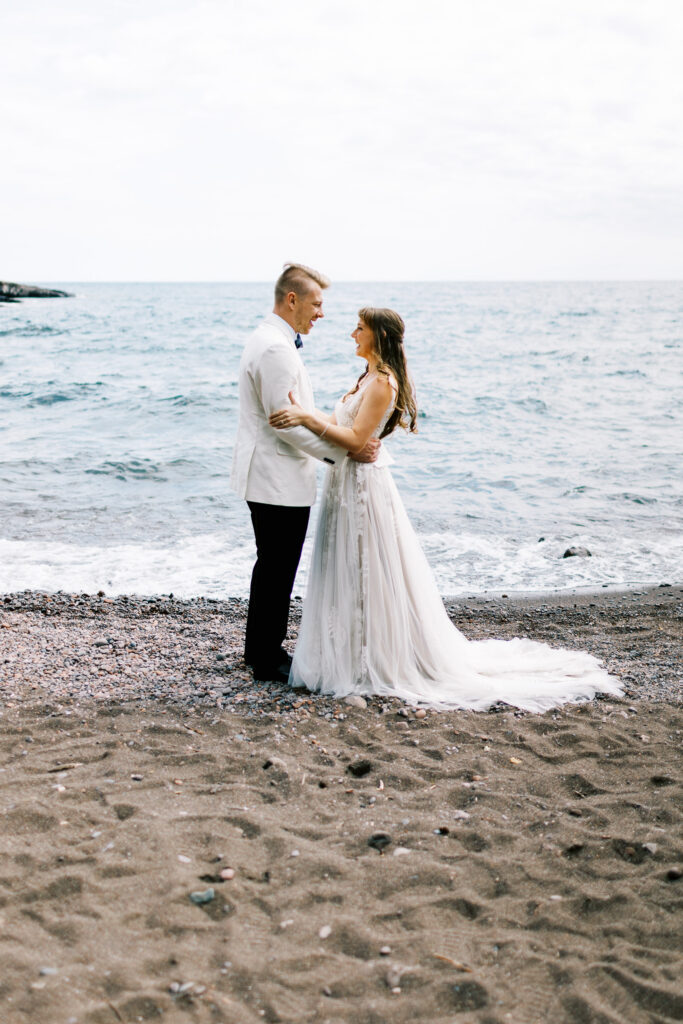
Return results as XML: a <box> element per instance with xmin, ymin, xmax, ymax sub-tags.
<box><xmin>85</xmin><ymin>459</ymin><xmax>168</xmax><ymax>481</ymax></box>
<box><xmin>512</xmin><ymin>397</ymin><xmax>548</xmax><ymax>413</ymax></box>
<box><xmin>608</xmin><ymin>492</ymin><xmax>659</xmax><ymax>505</ymax></box>
<box><xmin>2</xmin><ymin>526</ymin><xmax>680</xmax><ymax>599</ymax></box>
<box><xmin>24</xmin><ymin>382</ymin><xmax>106</xmax><ymax>407</ymax></box>
<box><xmin>27</xmin><ymin>392</ymin><xmax>73</xmax><ymax>406</ymax></box>
<box><xmin>0</xmin><ymin>324</ymin><xmax>65</xmax><ymax>337</ymax></box>
<box><xmin>0</xmin><ymin>388</ymin><xmax>33</xmax><ymax>399</ymax></box>
<box><xmin>157</xmin><ymin>393</ymin><xmax>221</xmax><ymax>408</ymax></box>
<box><xmin>0</xmin><ymin>534</ymin><xmax>255</xmax><ymax>598</ymax></box>
<box><xmin>606</xmin><ymin>369</ymin><xmax>647</xmax><ymax>378</ymax></box>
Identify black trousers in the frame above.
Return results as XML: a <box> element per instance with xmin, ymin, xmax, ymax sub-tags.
<box><xmin>244</xmin><ymin>500</ymin><xmax>310</xmax><ymax>672</ymax></box>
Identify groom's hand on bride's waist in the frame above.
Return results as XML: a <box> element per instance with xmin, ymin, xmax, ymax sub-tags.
<box><xmin>348</xmin><ymin>439</ymin><xmax>380</xmax><ymax>463</ymax></box>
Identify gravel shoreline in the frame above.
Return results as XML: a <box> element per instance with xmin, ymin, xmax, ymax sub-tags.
<box><xmin>1</xmin><ymin>585</ymin><xmax>680</xmax><ymax>713</ymax></box>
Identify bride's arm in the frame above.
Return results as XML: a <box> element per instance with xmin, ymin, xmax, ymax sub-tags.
<box><xmin>270</xmin><ymin>379</ymin><xmax>392</xmax><ymax>455</ymax></box>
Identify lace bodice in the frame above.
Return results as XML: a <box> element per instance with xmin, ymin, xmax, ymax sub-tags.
<box><xmin>334</xmin><ymin>372</ymin><xmax>396</xmax><ymax>438</ymax></box>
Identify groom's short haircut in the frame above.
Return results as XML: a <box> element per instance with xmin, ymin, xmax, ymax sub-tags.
<box><xmin>274</xmin><ymin>262</ymin><xmax>331</xmax><ymax>303</ymax></box>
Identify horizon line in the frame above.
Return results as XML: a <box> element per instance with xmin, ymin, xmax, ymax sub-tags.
<box><xmin>13</xmin><ymin>277</ymin><xmax>683</xmax><ymax>285</ymax></box>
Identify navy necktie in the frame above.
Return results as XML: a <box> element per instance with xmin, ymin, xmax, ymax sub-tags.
<box><xmin>295</xmin><ymin>333</ymin><xmax>303</xmax><ymax>350</ymax></box>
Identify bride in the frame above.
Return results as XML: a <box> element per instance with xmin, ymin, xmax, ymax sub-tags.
<box><xmin>268</xmin><ymin>307</ymin><xmax>622</xmax><ymax>712</ymax></box>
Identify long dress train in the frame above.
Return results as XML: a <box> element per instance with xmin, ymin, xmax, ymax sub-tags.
<box><xmin>290</xmin><ymin>374</ymin><xmax>622</xmax><ymax>712</ymax></box>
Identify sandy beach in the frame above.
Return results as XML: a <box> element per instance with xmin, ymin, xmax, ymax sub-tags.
<box><xmin>1</xmin><ymin>587</ymin><xmax>681</xmax><ymax>1023</ymax></box>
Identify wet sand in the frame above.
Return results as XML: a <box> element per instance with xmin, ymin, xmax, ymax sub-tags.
<box><xmin>0</xmin><ymin>586</ymin><xmax>681</xmax><ymax>1023</ymax></box>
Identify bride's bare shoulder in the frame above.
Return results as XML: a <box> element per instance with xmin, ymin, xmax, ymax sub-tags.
<box><xmin>365</xmin><ymin>373</ymin><xmax>395</xmax><ymax>398</ymax></box>
<box><xmin>373</xmin><ymin>370</ymin><xmax>398</xmax><ymax>395</ymax></box>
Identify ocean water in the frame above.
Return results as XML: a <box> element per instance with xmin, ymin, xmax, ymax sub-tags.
<box><xmin>1</xmin><ymin>281</ymin><xmax>681</xmax><ymax>598</ymax></box>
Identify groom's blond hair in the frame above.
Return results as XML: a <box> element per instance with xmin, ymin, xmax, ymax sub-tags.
<box><xmin>274</xmin><ymin>262</ymin><xmax>330</xmax><ymax>303</ymax></box>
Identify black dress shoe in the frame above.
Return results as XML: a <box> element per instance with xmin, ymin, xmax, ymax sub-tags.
<box><xmin>252</xmin><ymin>665</ymin><xmax>290</xmax><ymax>684</ymax></box>
<box><xmin>246</xmin><ymin>650</ymin><xmax>292</xmax><ymax>671</ymax></box>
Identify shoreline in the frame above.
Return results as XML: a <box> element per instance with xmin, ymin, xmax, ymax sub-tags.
<box><xmin>1</xmin><ymin>583</ymin><xmax>680</xmax><ymax>710</ymax></box>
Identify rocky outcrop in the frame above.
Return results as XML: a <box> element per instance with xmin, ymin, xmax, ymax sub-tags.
<box><xmin>0</xmin><ymin>281</ymin><xmax>73</xmax><ymax>303</ymax></box>
<box><xmin>563</xmin><ymin>546</ymin><xmax>592</xmax><ymax>558</ymax></box>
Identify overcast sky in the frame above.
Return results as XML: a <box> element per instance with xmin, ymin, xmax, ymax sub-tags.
<box><xmin>2</xmin><ymin>0</ymin><xmax>682</xmax><ymax>281</ymax></box>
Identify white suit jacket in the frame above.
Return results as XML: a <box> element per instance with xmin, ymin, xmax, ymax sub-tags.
<box><xmin>230</xmin><ymin>313</ymin><xmax>345</xmax><ymax>506</ymax></box>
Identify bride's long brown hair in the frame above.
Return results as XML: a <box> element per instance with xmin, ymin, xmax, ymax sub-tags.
<box><xmin>345</xmin><ymin>307</ymin><xmax>418</xmax><ymax>439</ymax></box>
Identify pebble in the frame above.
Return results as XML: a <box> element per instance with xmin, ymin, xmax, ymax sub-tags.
<box><xmin>318</xmin><ymin>925</ymin><xmax>332</xmax><ymax>939</ymax></box>
<box><xmin>393</xmin><ymin>847</ymin><xmax>411</xmax><ymax>856</ymax></box>
<box><xmin>385</xmin><ymin>965</ymin><xmax>406</xmax><ymax>988</ymax></box>
<box><xmin>178</xmin><ymin>855</ymin><xmax>191</xmax><ymax>863</ymax></box>
<box><xmin>219</xmin><ymin>868</ymin><xmax>235</xmax><ymax>880</ymax></box>
<box><xmin>39</xmin><ymin>966</ymin><xmax>58</xmax><ymax>976</ymax></box>
<box><xmin>368</xmin><ymin>832</ymin><xmax>392</xmax><ymax>852</ymax></box>
<box><xmin>380</xmin><ymin>945</ymin><xmax>391</xmax><ymax>956</ymax></box>
<box><xmin>453</xmin><ymin>810</ymin><xmax>471</xmax><ymax>820</ymax></box>
<box><xmin>189</xmin><ymin>888</ymin><xmax>215</xmax><ymax>905</ymax></box>
<box><xmin>414</xmin><ymin>709</ymin><xmax>427</xmax><ymax>719</ymax></box>
<box><xmin>344</xmin><ymin>695</ymin><xmax>367</xmax><ymax>709</ymax></box>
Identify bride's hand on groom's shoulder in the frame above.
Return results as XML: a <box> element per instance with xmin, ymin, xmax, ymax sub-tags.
<box><xmin>269</xmin><ymin>391</ymin><xmax>306</xmax><ymax>429</ymax></box>
<box><xmin>349</xmin><ymin>438</ymin><xmax>380</xmax><ymax>463</ymax></box>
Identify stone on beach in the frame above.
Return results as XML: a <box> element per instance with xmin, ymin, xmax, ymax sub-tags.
<box><xmin>189</xmin><ymin>888</ymin><xmax>215</xmax><ymax>905</ymax></box>
<box><xmin>344</xmin><ymin>694</ymin><xmax>367</xmax><ymax>708</ymax></box>
<box><xmin>347</xmin><ymin>758</ymin><xmax>373</xmax><ymax>778</ymax></box>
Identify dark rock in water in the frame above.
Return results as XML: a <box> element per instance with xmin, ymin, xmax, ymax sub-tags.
<box><xmin>0</xmin><ymin>280</ymin><xmax>73</xmax><ymax>303</ymax></box>
<box><xmin>563</xmin><ymin>546</ymin><xmax>592</xmax><ymax>558</ymax></box>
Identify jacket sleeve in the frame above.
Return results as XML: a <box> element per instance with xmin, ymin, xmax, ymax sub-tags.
<box><xmin>255</xmin><ymin>343</ymin><xmax>345</xmax><ymax>466</ymax></box>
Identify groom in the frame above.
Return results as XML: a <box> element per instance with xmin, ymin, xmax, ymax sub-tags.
<box><xmin>231</xmin><ymin>263</ymin><xmax>378</xmax><ymax>683</ymax></box>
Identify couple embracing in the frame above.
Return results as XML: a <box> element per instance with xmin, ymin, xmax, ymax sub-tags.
<box><xmin>231</xmin><ymin>264</ymin><xmax>621</xmax><ymax>712</ymax></box>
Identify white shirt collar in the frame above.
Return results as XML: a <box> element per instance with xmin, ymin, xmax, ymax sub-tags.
<box><xmin>265</xmin><ymin>312</ymin><xmax>297</xmax><ymax>344</ymax></box>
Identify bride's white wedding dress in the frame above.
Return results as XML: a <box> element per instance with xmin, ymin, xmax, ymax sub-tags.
<box><xmin>290</xmin><ymin>374</ymin><xmax>622</xmax><ymax>711</ymax></box>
